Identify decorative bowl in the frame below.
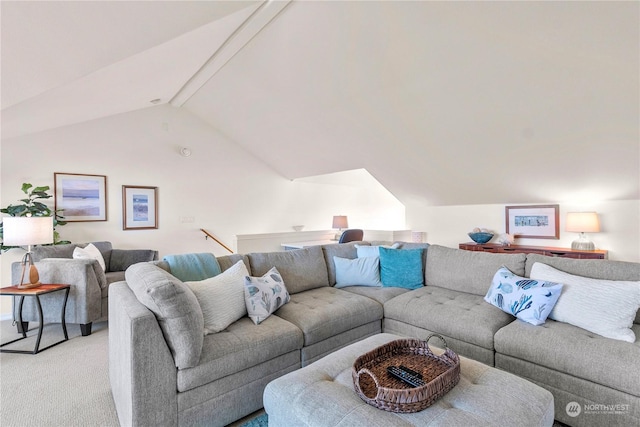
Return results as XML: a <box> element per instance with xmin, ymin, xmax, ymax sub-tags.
<box><xmin>468</xmin><ymin>232</ymin><xmax>494</xmax><ymax>244</ymax></box>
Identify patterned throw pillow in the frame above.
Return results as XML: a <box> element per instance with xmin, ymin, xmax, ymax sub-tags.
<box><xmin>484</xmin><ymin>266</ymin><xmax>563</xmax><ymax>325</ymax></box>
<box><xmin>244</xmin><ymin>267</ymin><xmax>290</xmax><ymax>325</ymax></box>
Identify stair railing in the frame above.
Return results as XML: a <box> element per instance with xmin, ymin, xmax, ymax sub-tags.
<box><xmin>200</xmin><ymin>229</ymin><xmax>234</xmax><ymax>254</ymax></box>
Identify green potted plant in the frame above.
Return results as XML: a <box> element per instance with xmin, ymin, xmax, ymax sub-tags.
<box><xmin>0</xmin><ymin>183</ymin><xmax>70</xmax><ymax>251</ymax></box>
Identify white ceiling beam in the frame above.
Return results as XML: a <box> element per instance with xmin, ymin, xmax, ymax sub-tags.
<box><xmin>170</xmin><ymin>0</ymin><xmax>291</xmax><ymax>107</ymax></box>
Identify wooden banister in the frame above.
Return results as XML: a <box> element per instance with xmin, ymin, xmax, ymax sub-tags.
<box><xmin>200</xmin><ymin>229</ymin><xmax>234</xmax><ymax>254</ymax></box>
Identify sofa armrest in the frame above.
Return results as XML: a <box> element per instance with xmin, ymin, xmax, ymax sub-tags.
<box><xmin>11</xmin><ymin>258</ymin><xmax>106</xmax><ymax>324</ymax></box>
<box><xmin>109</xmin><ymin>249</ymin><xmax>159</xmax><ymax>272</ymax></box>
<box><xmin>109</xmin><ymin>282</ymin><xmax>177</xmax><ymax>427</ymax></box>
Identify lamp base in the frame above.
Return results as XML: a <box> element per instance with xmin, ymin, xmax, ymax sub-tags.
<box><xmin>17</xmin><ymin>281</ymin><xmax>42</xmax><ymax>290</ymax></box>
<box><xmin>571</xmin><ymin>233</ymin><xmax>595</xmax><ymax>251</ymax></box>
<box><xmin>17</xmin><ymin>255</ymin><xmax>43</xmax><ymax>289</ymax></box>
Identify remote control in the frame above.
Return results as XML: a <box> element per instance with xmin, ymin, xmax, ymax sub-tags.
<box><xmin>386</xmin><ymin>365</ymin><xmax>426</xmax><ymax>387</ymax></box>
<box><xmin>398</xmin><ymin>365</ymin><xmax>422</xmax><ymax>379</ymax></box>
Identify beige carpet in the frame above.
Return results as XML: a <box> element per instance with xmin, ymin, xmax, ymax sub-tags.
<box><xmin>0</xmin><ymin>319</ymin><xmax>569</xmax><ymax>427</ymax></box>
<box><xmin>0</xmin><ymin>319</ymin><xmax>119</xmax><ymax>427</ymax></box>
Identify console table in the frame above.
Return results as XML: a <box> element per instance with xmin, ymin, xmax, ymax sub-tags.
<box><xmin>459</xmin><ymin>243</ymin><xmax>607</xmax><ymax>259</ymax></box>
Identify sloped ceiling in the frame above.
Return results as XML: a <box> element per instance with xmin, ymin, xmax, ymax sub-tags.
<box><xmin>2</xmin><ymin>1</ymin><xmax>638</xmax><ymax>207</ymax></box>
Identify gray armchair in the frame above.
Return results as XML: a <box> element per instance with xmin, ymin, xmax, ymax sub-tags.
<box><xmin>11</xmin><ymin>241</ymin><xmax>158</xmax><ymax>336</ymax></box>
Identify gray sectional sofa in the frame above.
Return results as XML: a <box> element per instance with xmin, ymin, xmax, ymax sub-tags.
<box><xmin>108</xmin><ymin>242</ymin><xmax>640</xmax><ymax>427</ymax></box>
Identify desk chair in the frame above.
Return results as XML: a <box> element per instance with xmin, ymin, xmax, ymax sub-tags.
<box><xmin>338</xmin><ymin>229</ymin><xmax>364</xmax><ymax>243</ymax></box>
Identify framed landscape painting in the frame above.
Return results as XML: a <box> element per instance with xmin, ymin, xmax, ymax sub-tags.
<box><xmin>505</xmin><ymin>204</ymin><xmax>559</xmax><ymax>239</ymax></box>
<box><xmin>54</xmin><ymin>173</ymin><xmax>107</xmax><ymax>221</ymax></box>
<box><xmin>122</xmin><ymin>185</ymin><xmax>158</xmax><ymax>230</ymax></box>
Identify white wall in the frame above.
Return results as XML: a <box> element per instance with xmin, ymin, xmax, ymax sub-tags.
<box><xmin>0</xmin><ymin>105</ymin><xmax>405</xmax><ymax>316</ymax></box>
<box><xmin>406</xmin><ymin>200</ymin><xmax>640</xmax><ymax>262</ymax></box>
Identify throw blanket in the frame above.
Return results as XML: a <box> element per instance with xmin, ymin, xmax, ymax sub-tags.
<box><xmin>163</xmin><ymin>253</ymin><xmax>222</xmax><ymax>282</ymax></box>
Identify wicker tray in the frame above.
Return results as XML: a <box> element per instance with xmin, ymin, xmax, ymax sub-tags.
<box><xmin>352</xmin><ymin>334</ymin><xmax>460</xmax><ymax>413</ymax></box>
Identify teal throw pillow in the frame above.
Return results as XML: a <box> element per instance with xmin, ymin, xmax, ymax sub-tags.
<box><xmin>333</xmin><ymin>256</ymin><xmax>382</xmax><ymax>288</ymax></box>
<box><xmin>378</xmin><ymin>247</ymin><xmax>424</xmax><ymax>289</ymax></box>
<box><xmin>484</xmin><ymin>266</ymin><xmax>563</xmax><ymax>326</ymax></box>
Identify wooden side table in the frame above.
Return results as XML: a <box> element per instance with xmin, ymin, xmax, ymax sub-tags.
<box><xmin>0</xmin><ymin>284</ymin><xmax>71</xmax><ymax>355</ymax></box>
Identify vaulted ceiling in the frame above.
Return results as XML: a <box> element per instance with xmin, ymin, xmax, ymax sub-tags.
<box><xmin>2</xmin><ymin>1</ymin><xmax>638</xmax><ymax>207</ymax></box>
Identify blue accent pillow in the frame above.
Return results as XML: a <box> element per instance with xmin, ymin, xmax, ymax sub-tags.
<box><xmin>355</xmin><ymin>243</ymin><xmax>400</xmax><ymax>258</ymax></box>
<box><xmin>333</xmin><ymin>256</ymin><xmax>382</xmax><ymax>288</ymax></box>
<box><xmin>378</xmin><ymin>247</ymin><xmax>424</xmax><ymax>289</ymax></box>
<box><xmin>484</xmin><ymin>266</ymin><xmax>564</xmax><ymax>326</ymax></box>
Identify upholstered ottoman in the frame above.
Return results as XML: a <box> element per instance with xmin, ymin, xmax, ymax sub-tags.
<box><xmin>264</xmin><ymin>333</ymin><xmax>554</xmax><ymax>426</ymax></box>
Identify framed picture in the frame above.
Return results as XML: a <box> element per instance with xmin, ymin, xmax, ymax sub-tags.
<box><xmin>122</xmin><ymin>186</ymin><xmax>158</xmax><ymax>230</ymax></box>
<box><xmin>505</xmin><ymin>204</ymin><xmax>559</xmax><ymax>239</ymax></box>
<box><xmin>54</xmin><ymin>173</ymin><xmax>107</xmax><ymax>222</ymax></box>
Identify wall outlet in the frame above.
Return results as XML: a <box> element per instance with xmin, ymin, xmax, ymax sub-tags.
<box><xmin>180</xmin><ymin>216</ymin><xmax>195</xmax><ymax>223</ymax></box>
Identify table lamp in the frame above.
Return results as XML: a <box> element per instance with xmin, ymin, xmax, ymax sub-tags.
<box><xmin>3</xmin><ymin>216</ymin><xmax>54</xmax><ymax>288</ymax></box>
<box><xmin>565</xmin><ymin>212</ymin><xmax>600</xmax><ymax>250</ymax></box>
<box><xmin>332</xmin><ymin>215</ymin><xmax>348</xmax><ymax>240</ymax></box>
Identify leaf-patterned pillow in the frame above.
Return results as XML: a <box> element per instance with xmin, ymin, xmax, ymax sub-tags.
<box><xmin>484</xmin><ymin>266</ymin><xmax>563</xmax><ymax>325</ymax></box>
<box><xmin>244</xmin><ymin>267</ymin><xmax>291</xmax><ymax>325</ymax></box>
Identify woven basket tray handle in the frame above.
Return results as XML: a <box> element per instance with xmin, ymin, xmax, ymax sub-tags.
<box><xmin>425</xmin><ymin>333</ymin><xmax>448</xmax><ymax>351</ymax></box>
<box><xmin>354</xmin><ymin>367</ymin><xmax>383</xmax><ymax>402</ymax></box>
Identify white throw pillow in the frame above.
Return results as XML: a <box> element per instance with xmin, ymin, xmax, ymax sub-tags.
<box><xmin>333</xmin><ymin>256</ymin><xmax>382</xmax><ymax>288</ymax></box>
<box><xmin>530</xmin><ymin>262</ymin><xmax>640</xmax><ymax>342</ymax></box>
<box><xmin>73</xmin><ymin>243</ymin><xmax>106</xmax><ymax>271</ymax></box>
<box><xmin>185</xmin><ymin>260</ymin><xmax>249</xmax><ymax>335</ymax></box>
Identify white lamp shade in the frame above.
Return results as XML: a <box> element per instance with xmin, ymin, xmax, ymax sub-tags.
<box><xmin>565</xmin><ymin>212</ymin><xmax>600</xmax><ymax>233</ymax></box>
<box><xmin>332</xmin><ymin>215</ymin><xmax>348</xmax><ymax>229</ymax></box>
<box><xmin>3</xmin><ymin>216</ymin><xmax>54</xmax><ymax>246</ymax></box>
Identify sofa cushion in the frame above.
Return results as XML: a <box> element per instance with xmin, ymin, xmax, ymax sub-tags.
<box><xmin>494</xmin><ymin>319</ymin><xmax>640</xmax><ymax>396</ymax></box>
<box><xmin>484</xmin><ymin>266</ymin><xmax>563</xmax><ymax>326</ymax></box>
<box><xmin>340</xmin><ymin>286</ymin><xmax>410</xmax><ymax>305</ymax></box>
<box><xmin>274</xmin><ymin>287</ymin><xmax>383</xmax><ymax>346</ymax></box>
<box><xmin>531</xmin><ymin>262</ymin><xmax>640</xmax><ymax>342</ymax></box>
<box><xmin>105</xmin><ymin>271</ymin><xmax>125</xmax><ymax>288</ymax></box>
<box><xmin>185</xmin><ymin>260</ymin><xmax>249</xmax><ymax>334</ymax></box>
<box><xmin>177</xmin><ymin>316</ymin><xmax>303</xmax><ymax>392</ymax></box>
<box><xmin>384</xmin><ymin>286</ymin><xmax>514</xmax><ymax>350</ymax></box>
<box><xmin>244</xmin><ymin>267</ymin><xmax>291</xmax><ymax>324</ymax></box>
<box><xmin>322</xmin><ymin>242</ymin><xmax>365</xmax><ymax>286</ymax></box>
<box><xmin>125</xmin><ymin>262</ymin><xmax>204</xmax><ymax>369</ymax></box>
<box><xmin>425</xmin><ymin>245</ymin><xmax>526</xmax><ymax>296</ymax></box>
<box><xmin>248</xmin><ymin>246</ymin><xmax>329</xmax><ymax>294</ymax></box>
<box><xmin>109</xmin><ymin>248</ymin><xmax>158</xmax><ymax>272</ymax></box>
<box><xmin>216</xmin><ymin>254</ymin><xmax>251</xmax><ymax>273</ymax></box>
<box><xmin>379</xmin><ymin>247</ymin><xmax>424</xmax><ymax>289</ymax></box>
<box><xmin>525</xmin><ymin>254</ymin><xmax>640</xmax><ymax>325</ymax></box>
<box><xmin>333</xmin><ymin>256</ymin><xmax>381</xmax><ymax>288</ymax></box>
